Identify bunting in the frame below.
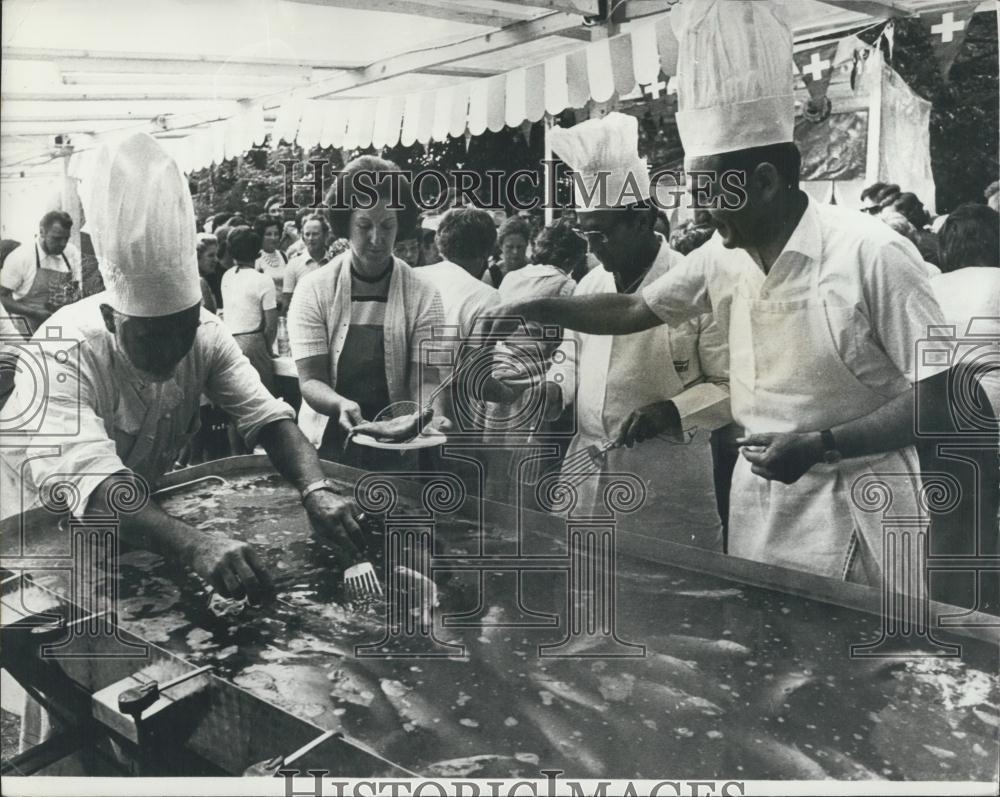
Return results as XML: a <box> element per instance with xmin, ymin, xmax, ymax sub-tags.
<box><xmin>919</xmin><ymin>4</ymin><xmax>978</xmax><ymax>79</ymax></box>
<box><xmin>794</xmin><ymin>42</ymin><xmax>839</xmax><ymax>103</ymax></box>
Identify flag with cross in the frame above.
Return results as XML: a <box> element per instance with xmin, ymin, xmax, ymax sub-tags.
<box><xmin>919</xmin><ymin>3</ymin><xmax>978</xmax><ymax>79</ymax></box>
<box><xmin>794</xmin><ymin>42</ymin><xmax>840</xmax><ymax>103</ymax></box>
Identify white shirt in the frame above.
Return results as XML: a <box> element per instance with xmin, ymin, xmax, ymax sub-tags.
<box><xmin>416</xmin><ymin>260</ymin><xmax>500</xmax><ymax>338</ymax></box>
<box><xmin>221</xmin><ymin>266</ymin><xmax>276</xmax><ymax>335</ymax></box>
<box><xmin>552</xmin><ymin>238</ymin><xmax>731</xmax><ymax>436</ymax></box>
<box><xmin>0</xmin><ymin>239</ymin><xmax>82</xmax><ymax>299</ymax></box>
<box><xmin>0</xmin><ymin>240</ymin><xmax>82</xmax><ymax>338</ymax></box>
<box><xmin>498</xmin><ymin>264</ymin><xmax>576</xmax><ymax>303</ymax></box>
<box><xmin>0</xmin><ymin>294</ymin><xmax>294</xmax><ymax>521</ymax></box>
<box><xmin>255</xmin><ymin>250</ymin><xmax>288</xmax><ymax>295</ymax></box>
<box><xmin>282</xmin><ymin>251</ymin><xmax>326</xmax><ymax>298</ymax></box>
<box><xmin>932</xmin><ymin>267</ymin><xmax>1000</xmax><ymax>431</ymax></box>
<box><xmin>642</xmin><ymin>200</ymin><xmax>948</xmax><ymax>430</ymax></box>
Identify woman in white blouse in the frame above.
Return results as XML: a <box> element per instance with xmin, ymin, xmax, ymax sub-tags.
<box><xmin>221</xmin><ymin>226</ymin><xmax>278</xmax><ymax>393</ymax></box>
<box><xmin>254</xmin><ymin>214</ymin><xmax>288</xmax><ymax>310</ymax></box>
<box><xmin>287</xmin><ymin>156</ymin><xmax>448</xmax><ymax>468</ymax></box>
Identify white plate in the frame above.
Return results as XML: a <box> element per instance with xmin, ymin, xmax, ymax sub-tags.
<box><xmin>350</xmin><ymin>428</ymin><xmax>447</xmax><ymax>451</ymax></box>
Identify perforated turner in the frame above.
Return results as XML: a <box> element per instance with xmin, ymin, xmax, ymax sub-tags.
<box><xmin>343</xmin><ymin>561</ymin><xmax>383</xmax><ymax>600</ymax></box>
<box><xmin>342</xmin><ymin>513</ymin><xmax>384</xmax><ymax>600</ymax></box>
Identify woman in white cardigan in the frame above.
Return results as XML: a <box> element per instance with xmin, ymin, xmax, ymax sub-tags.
<box><xmin>287</xmin><ymin>156</ymin><xmax>448</xmax><ymax>469</ymax></box>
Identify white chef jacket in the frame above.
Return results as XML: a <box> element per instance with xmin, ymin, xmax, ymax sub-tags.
<box><xmin>548</xmin><ymin>236</ymin><xmax>731</xmax><ymax>548</ymax></box>
<box><xmin>0</xmin><ymin>294</ymin><xmax>294</xmax><ymax>521</ymax></box>
<box><xmin>641</xmin><ymin>200</ymin><xmax>950</xmax><ymax>583</ymax></box>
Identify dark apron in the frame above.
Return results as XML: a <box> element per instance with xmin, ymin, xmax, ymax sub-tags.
<box><xmin>19</xmin><ymin>245</ymin><xmax>75</xmax><ymax>336</ymax></box>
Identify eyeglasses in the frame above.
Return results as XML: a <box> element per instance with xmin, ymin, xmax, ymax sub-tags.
<box><xmin>570</xmin><ymin>227</ymin><xmax>609</xmax><ymax>247</ymax></box>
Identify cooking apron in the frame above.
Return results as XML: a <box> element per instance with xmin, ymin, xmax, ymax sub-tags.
<box><xmin>18</xmin><ymin>247</ymin><xmax>74</xmax><ymax>336</ymax></box>
<box><xmin>233</xmin><ymin>326</ymin><xmax>276</xmax><ymax>394</ymax></box>
<box><xmin>727</xmin><ymin>262</ymin><xmax>923</xmax><ymax>589</ymax></box>
<box><xmin>560</xmin><ymin>322</ymin><xmax>723</xmax><ymax>550</ymax></box>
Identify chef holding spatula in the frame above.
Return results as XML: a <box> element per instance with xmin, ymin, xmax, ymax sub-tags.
<box><xmin>482</xmin><ymin>113</ymin><xmax>731</xmax><ymax>550</ymax></box>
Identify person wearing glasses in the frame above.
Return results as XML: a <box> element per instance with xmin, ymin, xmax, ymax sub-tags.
<box><xmin>487</xmin><ymin>0</ymin><xmax>957</xmax><ymax>593</ymax></box>
<box><xmin>486</xmin><ymin>113</ymin><xmax>731</xmax><ymax>548</ymax></box>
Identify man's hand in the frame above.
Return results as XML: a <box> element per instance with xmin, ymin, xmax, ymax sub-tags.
<box><xmin>335</xmin><ymin>398</ymin><xmax>364</xmax><ymax>437</ymax></box>
<box><xmin>185</xmin><ymin>534</ymin><xmax>271</xmax><ymax>602</ymax></box>
<box><xmin>615</xmin><ymin>400</ymin><xmax>682</xmax><ymax>448</ymax></box>
<box><xmin>302</xmin><ymin>490</ymin><xmax>364</xmax><ymax>566</ymax></box>
<box><xmin>738</xmin><ymin>432</ymin><xmax>825</xmax><ymax>484</ymax></box>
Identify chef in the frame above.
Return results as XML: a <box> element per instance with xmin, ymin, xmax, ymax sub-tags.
<box><xmin>0</xmin><ymin>210</ymin><xmax>82</xmax><ymax>338</ymax></box>
<box><xmin>0</xmin><ymin>133</ymin><xmax>364</xmax><ymax>601</ymax></box>
<box><xmin>493</xmin><ymin>112</ymin><xmax>731</xmax><ymax>549</ymax></box>
<box><xmin>487</xmin><ymin>0</ymin><xmax>953</xmax><ymax>588</ymax></box>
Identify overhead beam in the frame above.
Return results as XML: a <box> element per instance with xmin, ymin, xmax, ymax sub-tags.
<box><xmin>61</xmin><ymin>72</ymin><xmax>313</xmax><ymax>87</ymax></box>
<box><xmin>4</xmin><ymin>90</ymin><xmax>272</xmax><ymax>102</ymax></box>
<box><xmin>284</xmin><ymin>10</ymin><xmax>586</xmax><ymax>103</ymax></box>
<box><xmin>284</xmin><ymin>0</ymin><xmax>534</xmax><ymax>27</ymax></box>
<box><xmin>420</xmin><ymin>64</ymin><xmax>501</xmax><ymax>78</ymax></box>
<box><xmin>2</xmin><ymin>47</ymin><xmax>366</xmax><ymax>75</ymax></box>
<box><xmin>808</xmin><ymin>0</ymin><xmax>896</xmax><ymax>18</ymax></box>
<box><xmin>508</xmin><ymin>0</ymin><xmax>599</xmax><ymax>14</ymax></box>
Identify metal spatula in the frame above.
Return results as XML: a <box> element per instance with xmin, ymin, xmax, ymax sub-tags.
<box><xmin>342</xmin><ymin>512</ymin><xmax>384</xmax><ymax>600</ymax></box>
<box><xmin>343</xmin><ymin>561</ymin><xmax>383</xmax><ymax>600</ymax></box>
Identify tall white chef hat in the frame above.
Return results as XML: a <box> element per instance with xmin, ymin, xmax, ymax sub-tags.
<box><xmin>673</xmin><ymin>0</ymin><xmax>795</xmax><ymax>162</ymax></box>
<box><xmin>549</xmin><ymin>112</ymin><xmax>650</xmax><ymax>211</ymax></box>
<box><xmin>84</xmin><ymin>132</ymin><xmax>200</xmax><ymax>317</ymax></box>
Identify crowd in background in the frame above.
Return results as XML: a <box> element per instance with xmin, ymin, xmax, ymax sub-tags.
<box><xmin>1</xmin><ymin>160</ymin><xmax>997</xmax><ymax>554</ymax></box>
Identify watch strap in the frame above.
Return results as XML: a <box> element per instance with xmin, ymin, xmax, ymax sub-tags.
<box><xmin>300</xmin><ymin>478</ymin><xmax>338</xmax><ymax>502</ymax></box>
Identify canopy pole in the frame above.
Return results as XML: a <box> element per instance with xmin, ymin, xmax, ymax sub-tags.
<box><xmin>543</xmin><ymin>114</ymin><xmax>554</xmax><ymax>225</ymax></box>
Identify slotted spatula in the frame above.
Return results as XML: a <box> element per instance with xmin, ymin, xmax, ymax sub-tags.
<box><xmin>342</xmin><ymin>512</ymin><xmax>385</xmax><ymax>600</ymax></box>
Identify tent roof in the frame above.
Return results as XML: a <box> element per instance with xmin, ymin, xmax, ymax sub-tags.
<box><xmin>1</xmin><ymin>0</ymin><xmax>989</xmax><ymax>175</ymax></box>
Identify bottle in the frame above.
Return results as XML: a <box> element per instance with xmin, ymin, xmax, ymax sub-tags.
<box><xmin>276</xmin><ymin>316</ymin><xmax>291</xmax><ymax>357</ymax></box>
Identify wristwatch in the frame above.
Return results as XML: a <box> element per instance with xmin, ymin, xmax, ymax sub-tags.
<box><xmin>819</xmin><ymin>429</ymin><xmax>842</xmax><ymax>464</ymax></box>
<box><xmin>300</xmin><ymin>478</ymin><xmax>339</xmax><ymax>502</ymax></box>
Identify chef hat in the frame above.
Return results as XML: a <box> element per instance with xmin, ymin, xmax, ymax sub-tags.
<box><xmin>549</xmin><ymin>112</ymin><xmax>650</xmax><ymax>211</ymax></box>
<box><xmin>673</xmin><ymin>0</ymin><xmax>795</xmax><ymax>162</ymax></box>
<box><xmin>83</xmin><ymin>132</ymin><xmax>200</xmax><ymax>317</ymax></box>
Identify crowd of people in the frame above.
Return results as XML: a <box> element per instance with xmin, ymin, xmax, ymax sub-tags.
<box><xmin>1</xmin><ymin>0</ymin><xmax>997</xmax><ymax>618</ymax></box>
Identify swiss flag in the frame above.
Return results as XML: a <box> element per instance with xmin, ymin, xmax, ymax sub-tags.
<box><xmin>794</xmin><ymin>42</ymin><xmax>840</xmax><ymax>102</ymax></box>
<box><xmin>919</xmin><ymin>4</ymin><xmax>978</xmax><ymax>79</ymax></box>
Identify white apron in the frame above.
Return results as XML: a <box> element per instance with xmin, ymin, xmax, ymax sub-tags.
<box><xmin>558</xmin><ymin>264</ymin><xmax>723</xmax><ymax>550</ymax></box>
<box><xmin>728</xmin><ymin>259</ymin><xmax>924</xmax><ymax>586</ymax></box>
<box><xmin>563</xmin><ymin>326</ymin><xmax>722</xmax><ymax>550</ymax></box>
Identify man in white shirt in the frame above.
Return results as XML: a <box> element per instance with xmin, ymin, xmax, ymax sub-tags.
<box><xmin>281</xmin><ymin>214</ymin><xmax>330</xmax><ymax>312</ymax></box>
<box><xmin>416</xmin><ymin>208</ymin><xmax>500</xmax><ymax>338</ymax></box>
<box><xmin>487</xmin><ymin>0</ymin><xmax>955</xmax><ymax>591</ymax></box>
<box><xmin>2</xmin><ymin>134</ymin><xmax>364</xmax><ymax>602</ymax></box>
<box><xmin>0</xmin><ymin>210</ymin><xmax>82</xmax><ymax>338</ymax></box>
